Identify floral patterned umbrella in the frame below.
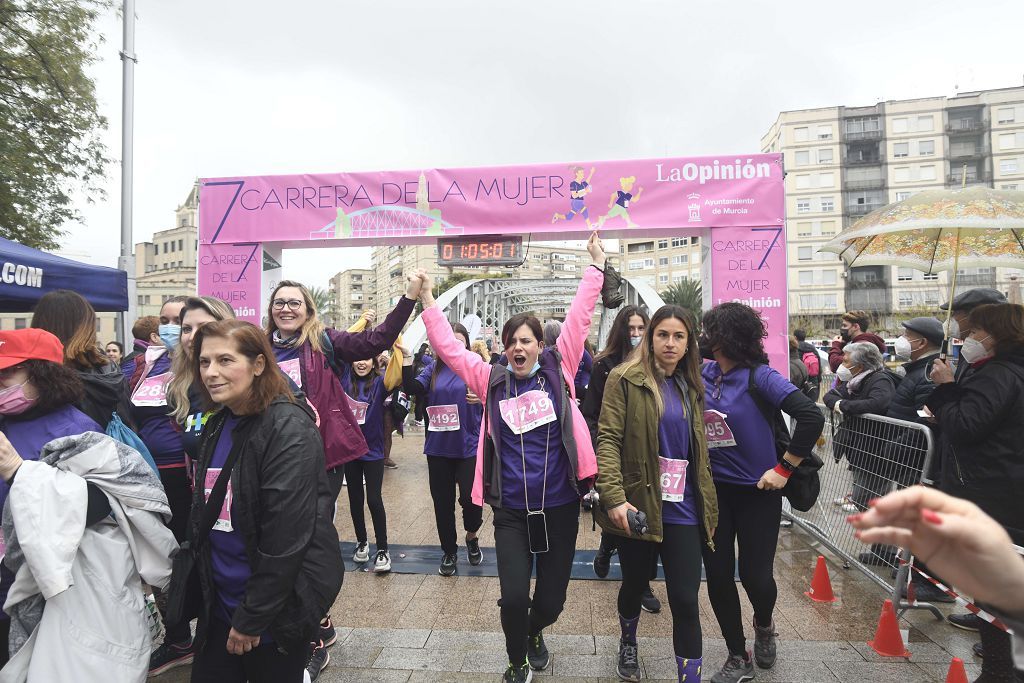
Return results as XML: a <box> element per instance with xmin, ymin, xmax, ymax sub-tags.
<box><xmin>820</xmin><ymin>188</ymin><xmax>1024</xmax><ymax>272</ymax></box>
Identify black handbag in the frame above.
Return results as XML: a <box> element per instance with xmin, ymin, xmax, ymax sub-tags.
<box><xmin>166</xmin><ymin>425</ymin><xmax>242</xmax><ymax>626</ymax></box>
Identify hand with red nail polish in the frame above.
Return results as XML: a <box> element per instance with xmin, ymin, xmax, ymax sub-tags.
<box><xmin>847</xmin><ymin>486</ymin><xmax>1024</xmax><ymax>615</ymax></box>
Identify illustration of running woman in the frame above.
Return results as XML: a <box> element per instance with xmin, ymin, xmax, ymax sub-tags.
<box><xmin>552</xmin><ymin>166</ymin><xmax>596</xmax><ymax>226</ymax></box>
<box><xmin>596</xmin><ymin>176</ymin><xmax>644</xmax><ymax>229</ymax></box>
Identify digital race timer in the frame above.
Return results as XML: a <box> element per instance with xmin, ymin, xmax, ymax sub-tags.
<box><xmin>436</xmin><ymin>236</ymin><xmax>525</xmax><ymax>267</ymax></box>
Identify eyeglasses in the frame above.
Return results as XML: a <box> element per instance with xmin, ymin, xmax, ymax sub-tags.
<box><xmin>272</xmin><ymin>299</ymin><xmax>304</xmax><ymax>311</ymax></box>
<box><xmin>712</xmin><ymin>375</ymin><xmax>723</xmax><ymax>401</ymax></box>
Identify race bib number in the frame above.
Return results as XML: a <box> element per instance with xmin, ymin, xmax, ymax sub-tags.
<box><xmin>703</xmin><ymin>409</ymin><xmax>737</xmax><ymax>449</ymax></box>
<box><xmin>426</xmin><ymin>404</ymin><xmax>460</xmax><ymax>432</ymax></box>
<box><xmin>347</xmin><ymin>396</ymin><xmax>368</xmax><ymax>425</ymax></box>
<box><xmin>131</xmin><ymin>372</ymin><xmax>172</xmax><ymax>407</ymax></box>
<box><xmin>279</xmin><ymin>358</ymin><xmax>302</xmax><ymax>388</ymax></box>
<box><xmin>659</xmin><ymin>456</ymin><xmax>688</xmax><ymax>502</ymax></box>
<box><xmin>203</xmin><ymin>468</ymin><xmax>233</xmax><ymax>532</ymax></box>
<box><xmin>623</xmin><ymin>198</ymin><xmax>630</xmax><ymax>208</ymax></box>
<box><xmin>498</xmin><ymin>389</ymin><xmax>557</xmax><ymax>435</ymax></box>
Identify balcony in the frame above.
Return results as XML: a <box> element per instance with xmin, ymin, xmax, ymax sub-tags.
<box><xmin>844</xmin><ymin>129</ymin><xmax>883</xmax><ymax>142</ymax></box>
<box><xmin>846</xmin><ymin>280</ymin><xmax>892</xmax><ymax>314</ymax></box>
<box><xmin>946</xmin><ymin>119</ymin><xmax>989</xmax><ymax>134</ymax></box>
<box><xmin>846</xmin><ymin>203</ymin><xmax>884</xmax><ymax>216</ymax></box>
<box><xmin>953</xmin><ymin>273</ymin><xmax>998</xmax><ymax>288</ymax></box>
<box><xmin>843</xmin><ymin>178</ymin><xmax>886</xmax><ymax>191</ymax></box>
<box><xmin>946</xmin><ymin>172</ymin><xmax>991</xmax><ymax>186</ymax></box>
<box><xmin>845</xmin><ymin>154</ymin><xmax>885</xmax><ymax>166</ymax></box>
<box><xmin>949</xmin><ymin>147</ymin><xmax>989</xmax><ymax>161</ymax></box>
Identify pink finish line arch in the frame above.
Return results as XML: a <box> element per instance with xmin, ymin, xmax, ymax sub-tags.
<box><xmin>197</xmin><ymin>154</ymin><xmax>791</xmax><ymax>371</ymax></box>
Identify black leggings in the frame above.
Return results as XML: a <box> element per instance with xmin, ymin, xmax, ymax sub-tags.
<box><xmin>702</xmin><ymin>482</ymin><xmax>782</xmax><ymax>656</ymax></box>
<box><xmin>190</xmin><ymin>618</ymin><xmax>307</xmax><ymax>683</ymax></box>
<box><xmin>427</xmin><ymin>456</ymin><xmax>483</xmax><ymax>555</ymax></box>
<box><xmin>159</xmin><ymin>465</ymin><xmax>195</xmax><ymax>645</ymax></box>
<box><xmin>493</xmin><ymin>502</ymin><xmax>579</xmax><ymax>665</ymax></box>
<box><xmin>344</xmin><ymin>459</ymin><xmax>388</xmax><ymax>550</ymax></box>
<box><xmin>618</xmin><ymin>524</ymin><xmax>703</xmax><ymax>657</ymax></box>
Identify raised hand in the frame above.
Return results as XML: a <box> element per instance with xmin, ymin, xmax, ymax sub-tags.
<box><xmin>587</xmin><ymin>231</ymin><xmax>607</xmax><ymax>268</ymax></box>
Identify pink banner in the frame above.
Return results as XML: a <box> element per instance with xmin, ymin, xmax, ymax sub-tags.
<box><xmin>196</xmin><ymin>243</ymin><xmax>262</xmax><ymax>320</ymax></box>
<box><xmin>199</xmin><ymin>154</ymin><xmax>784</xmax><ymax>245</ymax></box>
<box><xmin>705</xmin><ymin>225</ymin><xmax>790</xmax><ymax>376</ymax></box>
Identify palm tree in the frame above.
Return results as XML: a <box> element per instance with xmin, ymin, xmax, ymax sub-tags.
<box><xmin>309</xmin><ymin>286</ymin><xmax>335</xmax><ymax>322</ymax></box>
<box><xmin>660</xmin><ymin>279</ymin><xmax>704</xmax><ymax>322</ymax></box>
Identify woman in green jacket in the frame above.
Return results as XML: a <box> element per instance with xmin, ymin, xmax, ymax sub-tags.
<box><xmin>595</xmin><ymin>304</ymin><xmax>718</xmax><ymax>683</ymax></box>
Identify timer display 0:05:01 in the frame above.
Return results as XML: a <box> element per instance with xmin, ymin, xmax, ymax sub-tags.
<box><xmin>440</xmin><ymin>242</ymin><xmax>517</xmax><ymax>261</ymax></box>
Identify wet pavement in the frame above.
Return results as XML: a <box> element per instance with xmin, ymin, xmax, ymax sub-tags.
<box><xmin>159</xmin><ymin>427</ymin><xmax>980</xmax><ymax>682</ymax></box>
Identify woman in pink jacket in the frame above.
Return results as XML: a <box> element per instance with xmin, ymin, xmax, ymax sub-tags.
<box><xmin>419</xmin><ymin>232</ymin><xmax>606</xmax><ymax>683</ymax></box>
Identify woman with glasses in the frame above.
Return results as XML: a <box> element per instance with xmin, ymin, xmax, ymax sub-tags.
<box><xmin>418</xmin><ymin>233</ymin><xmax>606</xmax><ymax>683</ymax></box>
<box><xmin>264</xmin><ymin>276</ymin><xmax>422</xmax><ymax>668</ymax></box>
<box><xmin>697</xmin><ymin>303</ymin><xmax>824</xmax><ymax>683</ymax></box>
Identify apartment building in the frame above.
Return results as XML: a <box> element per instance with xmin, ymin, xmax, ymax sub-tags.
<box><xmin>327</xmin><ymin>268</ymin><xmax>375</xmax><ymax>327</ymax></box>
<box><xmin>761</xmin><ymin>85</ymin><xmax>1024</xmax><ymax>334</ymax></box>
<box><xmin>133</xmin><ymin>183</ymin><xmax>199</xmax><ymax>317</ymax></box>
<box><xmin>616</xmin><ymin>236</ymin><xmax>702</xmax><ymax>291</ymax></box>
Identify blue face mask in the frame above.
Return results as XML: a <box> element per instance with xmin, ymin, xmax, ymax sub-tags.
<box><xmin>159</xmin><ymin>324</ymin><xmax>181</xmax><ymax>350</ymax></box>
<box><xmin>629</xmin><ymin>336</ymin><xmax>641</xmax><ymax>348</ymax></box>
<box><xmin>507</xmin><ymin>360</ymin><xmax>542</xmax><ymax>378</ymax></box>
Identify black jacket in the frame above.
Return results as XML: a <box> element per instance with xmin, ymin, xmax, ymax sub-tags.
<box><xmin>581</xmin><ymin>354</ymin><xmax>622</xmax><ymax>448</ymax></box>
<box><xmin>823</xmin><ymin>369</ymin><xmax>897</xmax><ymax>471</ymax></box>
<box><xmin>189</xmin><ymin>397</ymin><xmax>344</xmax><ymax>653</ymax></box>
<box><xmin>926</xmin><ymin>347</ymin><xmax>1024</xmax><ymax>543</ymax></box>
<box><xmin>77</xmin><ymin>360</ymin><xmax>134</xmax><ymax>429</ymax></box>
<box><xmin>880</xmin><ymin>353</ymin><xmax>939</xmax><ymax>481</ymax></box>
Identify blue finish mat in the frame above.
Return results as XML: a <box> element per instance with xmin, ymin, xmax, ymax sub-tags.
<box><xmin>340</xmin><ymin>542</ymin><xmax>737</xmax><ymax>580</ymax></box>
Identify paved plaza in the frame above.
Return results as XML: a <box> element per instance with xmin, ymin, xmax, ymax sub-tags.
<box><xmin>160</xmin><ymin>428</ymin><xmax>981</xmax><ymax>682</ymax></box>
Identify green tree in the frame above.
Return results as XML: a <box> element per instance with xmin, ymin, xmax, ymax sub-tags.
<box><xmin>660</xmin><ymin>279</ymin><xmax>704</xmax><ymax>322</ymax></box>
<box><xmin>0</xmin><ymin>0</ymin><xmax>110</xmax><ymax>250</ymax></box>
<box><xmin>309</xmin><ymin>286</ymin><xmax>333</xmax><ymax>317</ymax></box>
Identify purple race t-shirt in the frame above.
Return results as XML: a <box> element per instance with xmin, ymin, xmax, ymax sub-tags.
<box><xmin>419</xmin><ymin>364</ymin><xmax>481</xmax><ymax>459</ymax></box>
<box><xmin>701</xmin><ymin>362</ymin><xmax>797</xmax><ymax>487</ymax></box>
<box><xmin>132</xmin><ymin>353</ymin><xmax>185</xmax><ymax>467</ymax></box>
<box><xmin>658</xmin><ymin>380</ymin><xmax>698</xmax><ymax>526</ymax></box>
<box><xmin>206</xmin><ymin>414</ymin><xmax>258</xmax><ymax>629</ymax></box>
<box><xmin>344</xmin><ymin>374</ymin><xmax>386</xmax><ymax>461</ymax></box>
<box><xmin>497</xmin><ymin>372</ymin><xmax>577</xmax><ymax>510</ymax></box>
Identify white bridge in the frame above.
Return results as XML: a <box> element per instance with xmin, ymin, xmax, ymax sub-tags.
<box><xmin>309</xmin><ymin>206</ymin><xmax>465</xmax><ymax>240</ymax></box>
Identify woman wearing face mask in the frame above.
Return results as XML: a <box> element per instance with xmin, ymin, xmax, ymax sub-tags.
<box><xmin>822</xmin><ymin>342</ymin><xmax>897</xmax><ymax>514</ymax></box>
<box><xmin>181</xmin><ymin>320</ymin><xmax>343</xmax><ymax>683</ymax></box>
<box><xmin>418</xmin><ymin>232</ymin><xmax>606</xmax><ymax>683</ymax></box>
<box><xmin>30</xmin><ymin>289</ymin><xmax>134</xmax><ymax>431</ymax></box>
<box><xmin>595</xmin><ymin>305</ymin><xmax>717</xmax><ymax>683</ymax></box>
<box><xmin>582</xmin><ymin>305</ymin><xmax>660</xmax><ymax>609</ymax></box>
<box><xmin>402</xmin><ymin>323</ymin><xmax>484</xmax><ymax>577</ymax></box>
<box><xmin>698</xmin><ymin>303</ymin><xmax>824</xmax><ymax>683</ymax></box>
<box><xmin>145</xmin><ymin>296</ymin><xmax>236</xmax><ymax>677</ymax></box>
<box><xmin>926</xmin><ymin>303</ymin><xmax>1024</xmax><ymax>683</ymax></box>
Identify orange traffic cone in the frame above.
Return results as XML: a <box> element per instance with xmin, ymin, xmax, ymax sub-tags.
<box><xmin>945</xmin><ymin>657</ymin><xmax>969</xmax><ymax>683</ymax></box>
<box><xmin>868</xmin><ymin>599</ymin><xmax>911</xmax><ymax>657</ymax></box>
<box><xmin>804</xmin><ymin>555</ymin><xmax>837</xmax><ymax>603</ymax></box>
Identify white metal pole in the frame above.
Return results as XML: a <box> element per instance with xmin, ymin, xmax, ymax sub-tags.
<box><xmin>117</xmin><ymin>0</ymin><xmax>137</xmax><ymax>345</ymax></box>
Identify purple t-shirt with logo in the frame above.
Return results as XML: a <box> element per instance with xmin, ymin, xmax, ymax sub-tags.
<box><xmin>132</xmin><ymin>352</ymin><xmax>185</xmax><ymax>467</ymax></box>
<box><xmin>701</xmin><ymin>362</ymin><xmax>797</xmax><ymax>487</ymax></box>
<box><xmin>344</xmin><ymin>374</ymin><xmax>386</xmax><ymax>462</ymax></box>
<box><xmin>497</xmin><ymin>372</ymin><xmax>577</xmax><ymax>510</ymax></box>
<box><xmin>418</xmin><ymin>364</ymin><xmax>481</xmax><ymax>459</ymax></box>
<box><xmin>658</xmin><ymin>380</ymin><xmax>698</xmax><ymax>526</ymax></box>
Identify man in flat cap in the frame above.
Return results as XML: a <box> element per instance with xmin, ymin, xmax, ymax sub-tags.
<box><xmin>940</xmin><ymin>288</ymin><xmax>1008</xmax><ymax>382</ymax></box>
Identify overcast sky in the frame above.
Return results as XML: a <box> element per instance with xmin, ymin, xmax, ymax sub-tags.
<box><xmin>64</xmin><ymin>0</ymin><xmax>1024</xmax><ymax>287</ymax></box>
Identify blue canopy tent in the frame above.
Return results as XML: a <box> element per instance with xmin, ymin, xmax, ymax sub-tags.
<box><xmin>0</xmin><ymin>237</ymin><xmax>128</xmax><ymax>312</ymax></box>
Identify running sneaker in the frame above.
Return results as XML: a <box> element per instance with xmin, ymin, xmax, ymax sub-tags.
<box><xmin>439</xmin><ymin>553</ymin><xmax>457</xmax><ymax>576</ymax></box>
<box><xmin>832</xmin><ymin>493</ymin><xmax>853</xmax><ymax>506</ymax></box>
<box><xmin>148</xmin><ymin>639</ymin><xmax>195</xmax><ymax>676</ymax></box>
<box><xmin>973</xmin><ymin>641</ymin><xmax>984</xmax><ymax>658</ymax></box>
<box><xmin>502</xmin><ymin>660</ymin><xmax>533</xmax><ymax>683</ymax></box>
<box><xmin>616</xmin><ymin>639</ymin><xmax>641</xmax><ymax>682</ymax></box>
<box><xmin>353</xmin><ymin>541</ymin><xmax>369</xmax><ymax>563</ymax></box>
<box><xmin>305</xmin><ymin>640</ymin><xmax>330</xmax><ymax>681</ymax></box>
<box><xmin>527</xmin><ymin>631</ymin><xmax>549</xmax><ymax>671</ymax></box>
<box><xmin>373</xmin><ymin>549</ymin><xmax>392</xmax><ymax>573</ymax></box>
<box><xmin>948</xmin><ymin>613</ymin><xmax>983</xmax><ymax>632</ymax></box>
<box><xmin>467</xmin><ymin>535</ymin><xmax>483</xmax><ymax>566</ymax></box>
<box><xmin>641</xmin><ymin>587</ymin><xmax>661</xmax><ymax>614</ymax></box>
<box><xmin>382</xmin><ymin>457</ymin><xmax>398</xmax><ymax>469</ymax></box>
<box><xmin>710</xmin><ymin>652</ymin><xmax>754</xmax><ymax>683</ymax></box>
<box><xmin>319</xmin><ymin>616</ymin><xmax>337</xmax><ymax>647</ymax></box>
<box><xmin>593</xmin><ymin>540</ymin><xmax>615</xmax><ymax>579</ymax></box>
<box><xmin>753</xmin><ymin>617</ymin><xmax>777</xmax><ymax>669</ymax></box>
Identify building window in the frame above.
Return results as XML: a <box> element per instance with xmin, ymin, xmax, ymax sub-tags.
<box><xmin>657</xmin><ymin>240</ymin><xmax>668</xmax><ymax>249</ymax></box>
<box><xmin>817</xmin><ymin>125</ymin><xmax>833</xmax><ymax>139</ymax></box>
<box><xmin>892</xmin><ymin>118</ymin><xmax>908</xmax><ymax>134</ymax></box>
<box><xmin>796</xmin><ymin>222</ymin><xmax>813</xmax><ymax>237</ymax></box>
<box><xmin>671</xmin><ymin>254</ymin><xmax>688</xmax><ymax>265</ymax></box>
<box><xmin>794</xmin><ymin>127</ymin><xmax>809</xmax><ymax>142</ymax></box>
<box><xmin>658</xmin><ymin>257</ymin><xmax>669</xmax><ymax>266</ymax></box>
<box><xmin>921</xmin><ymin>165</ymin><xmax>936</xmax><ymax>181</ymax></box>
<box><xmin>796</xmin><ymin>199</ymin><xmax>811</xmax><ymax>213</ymax></box>
<box><xmin>923</xmin><ymin>272</ymin><xmax>938</xmax><ymax>281</ymax></box>
<box><xmin>895</xmin><ymin>191</ymin><xmax>912</xmax><ymax>201</ymax></box>
<box><xmin>918</xmin><ymin>139</ymin><xmax>935</xmax><ymax>156</ymax></box>
<box><xmin>178</xmin><ymin>239</ymin><xmax>184</xmax><ymax>251</ymax></box>
<box><xmin>1000</xmin><ymin>133</ymin><xmax>1019</xmax><ymax>150</ymax></box>
<box><xmin>671</xmin><ymin>237</ymin><xmax>687</xmax><ymax>247</ymax></box>
<box><xmin>897</xmin><ymin>267</ymin><xmax>914</xmax><ymax>281</ymax></box>
<box><xmin>923</xmin><ymin>290</ymin><xmax>940</xmax><ymax>306</ymax></box>
<box><xmin>820</xmin><ymin>196</ymin><xmax>834</xmax><ymax>212</ymax></box>
<box><xmin>673</xmin><ymin>274</ymin><xmax>687</xmax><ymax>283</ymax></box>
<box><xmin>820</xmin><ymin>220</ymin><xmax>837</xmax><ymax>236</ymax></box>
<box><xmin>818</xmin><ymin>172</ymin><xmax>834</xmax><ymax>187</ymax></box>
<box><xmin>1000</xmin><ymin>158</ymin><xmax>1019</xmax><ymax>174</ymax></box>
<box><xmin>893</xmin><ymin>142</ymin><xmax>909</xmax><ymax>158</ymax></box>
<box><xmin>798</xmin><ymin>246</ymin><xmax>813</xmax><ymax>261</ymax></box>
<box><xmin>798</xmin><ymin>270</ymin><xmax>814</xmax><ymax>286</ymax></box>
<box><xmin>998</xmin><ymin>107</ymin><xmax>1016</xmax><ymax>124</ymax></box>
<box><xmin>794</xmin><ymin>150</ymin><xmax>810</xmax><ymax>166</ymax></box>
<box><xmin>895</xmin><ymin>167</ymin><xmax>910</xmax><ymax>183</ymax></box>
<box><xmin>917</xmin><ymin>115</ymin><xmax>934</xmax><ymax>132</ymax></box>
<box><xmin>1003</xmin><ymin>184</ymin><xmax>1020</xmax><ymax>190</ymax></box>
<box><xmin>898</xmin><ymin>292</ymin><xmax>913</xmax><ymax>307</ymax></box>
<box><xmin>818</xmin><ymin>148</ymin><xmax>833</xmax><ymax>164</ymax></box>
<box><xmin>659</xmin><ymin>274</ymin><xmax>669</xmax><ymax>285</ymax></box>
<box><xmin>822</xmin><ymin>270</ymin><xmax>837</xmax><ymax>286</ymax></box>
<box><xmin>795</xmin><ymin>174</ymin><xmax>811</xmax><ymax>189</ymax></box>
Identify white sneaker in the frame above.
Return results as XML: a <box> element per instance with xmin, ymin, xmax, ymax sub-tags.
<box><xmin>373</xmin><ymin>549</ymin><xmax>392</xmax><ymax>573</ymax></box>
<box><xmin>832</xmin><ymin>494</ymin><xmax>852</xmax><ymax>506</ymax></box>
<box><xmin>840</xmin><ymin>502</ymin><xmax>860</xmax><ymax>513</ymax></box>
<box><xmin>353</xmin><ymin>542</ymin><xmax>369</xmax><ymax>563</ymax></box>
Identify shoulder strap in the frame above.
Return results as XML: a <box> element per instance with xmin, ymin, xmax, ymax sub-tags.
<box><xmin>191</xmin><ymin>417</ymin><xmax>246</xmax><ymax>546</ymax></box>
<box><xmin>746</xmin><ymin>366</ymin><xmax>774</xmax><ymax>424</ymax></box>
<box><xmin>320</xmin><ymin>332</ymin><xmax>343</xmax><ymax>379</ymax></box>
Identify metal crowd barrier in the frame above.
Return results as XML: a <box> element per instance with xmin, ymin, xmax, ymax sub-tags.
<box><xmin>782</xmin><ymin>404</ymin><xmax>942</xmax><ymax>618</ymax></box>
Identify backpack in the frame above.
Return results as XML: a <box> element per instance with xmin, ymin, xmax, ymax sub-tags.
<box><xmin>746</xmin><ymin>367</ymin><xmax>823</xmax><ymax>512</ymax></box>
<box><xmin>801</xmin><ymin>351</ymin><xmax>821</xmax><ymax>378</ymax></box>
<box><xmin>105</xmin><ymin>412</ymin><xmax>158</xmax><ymax>473</ymax></box>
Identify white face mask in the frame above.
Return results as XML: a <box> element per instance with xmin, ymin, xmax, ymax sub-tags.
<box><xmin>894</xmin><ymin>336</ymin><xmax>918</xmax><ymax>361</ymax></box>
<box><xmin>837</xmin><ymin>364</ymin><xmax>855</xmax><ymax>382</ymax></box>
<box><xmin>948</xmin><ymin>318</ymin><xmax>961</xmax><ymax>340</ymax></box>
<box><xmin>959</xmin><ymin>335</ymin><xmax>992</xmax><ymax>364</ymax></box>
